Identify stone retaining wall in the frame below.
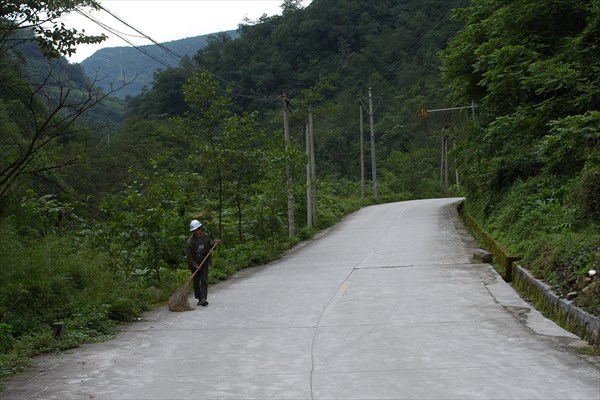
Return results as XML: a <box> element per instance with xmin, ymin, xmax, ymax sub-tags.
<box><xmin>461</xmin><ymin>205</ymin><xmax>521</xmax><ymax>281</ymax></box>
<box><xmin>460</xmin><ymin>202</ymin><xmax>599</xmax><ymax>347</ymax></box>
<box><xmin>513</xmin><ymin>265</ymin><xmax>600</xmax><ymax>347</ymax></box>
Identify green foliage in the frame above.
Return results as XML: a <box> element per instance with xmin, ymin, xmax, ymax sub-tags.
<box><xmin>380</xmin><ymin>148</ymin><xmax>441</xmax><ymax>198</ymax></box>
<box><xmin>0</xmin><ymin>0</ymin><xmax>107</xmax><ymax>58</ymax></box>
<box><xmin>65</xmin><ymin>305</ymin><xmax>115</xmax><ymax>336</ymax></box>
<box><xmin>0</xmin><ymin>351</ymin><xmax>30</xmax><ymax>379</ymax></box>
<box><xmin>0</xmin><ymin>38</ymin><xmax>123</xmax><ymax>211</ymax></box>
<box><xmin>577</xmin><ymin>158</ymin><xmax>600</xmax><ymax>220</ymax></box>
<box><xmin>96</xmin><ymin>164</ymin><xmax>198</xmax><ymax>283</ymax></box>
<box><xmin>442</xmin><ymin>0</ymin><xmax>600</xmax><ymax>315</ymax></box>
<box><xmin>539</xmin><ymin>112</ymin><xmax>600</xmax><ymax>176</ymax></box>
<box><xmin>315</xmin><ymin>178</ymin><xmax>367</xmax><ymax>227</ymax></box>
<box><xmin>524</xmin><ymin>233</ymin><xmax>600</xmax><ymax>288</ymax></box>
<box><xmin>0</xmin><ymin>324</ymin><xmax>14</xmax><ymax>354</ymax></box>
<box><xmin>107</xmin><ymin>299</ymin><xmax>140</xmax><ymax>323</ymax></box>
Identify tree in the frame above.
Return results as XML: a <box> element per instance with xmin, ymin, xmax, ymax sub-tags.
<box><xmin>441</xmin><ymin>0</ymin><xmax>599</xmax><ymax>198</ymax></box>
<box><xmin>176</xmin><ymin>71</ymin><xmax>282</xmax><ymax>242</ymax></box>
<box><xmin>281</xmin><ymin>0</ymin><xmax>305</xmax><ymax>16</ymax></box>
<box><xmin>97</xmin><ymin>161</ymin><xmax>203</xmax><ymax>284</ymax></box>
<box><xmin>0</xmin><ymin>1</ymin><xmax>135</xmax><ymax>215</ymax></box>
<box><xmin>0</xmin><ymin>0</ymin><xmax>106</xmax><ymax>59</ymax></box>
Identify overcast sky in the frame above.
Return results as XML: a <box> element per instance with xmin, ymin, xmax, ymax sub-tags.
<box><xmin>63</xmin><ymin>1</ymin><xmax>307</xmax><ymax>63</ymax></box>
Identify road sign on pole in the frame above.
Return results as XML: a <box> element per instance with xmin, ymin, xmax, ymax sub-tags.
<box><xmin>416</xmin><ymin>104</ymin><xmax>429</xmax><ymax>118</ymax></box>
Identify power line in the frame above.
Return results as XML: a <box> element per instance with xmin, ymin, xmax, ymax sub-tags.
<box><xmin>293</xmin><ymin>104</ymin><xmax>356</xmax><ymax>133</ymax></box>
<box><xmin>75</xmin><ymin>8</ymin><xmax>175</xmax><ymax>70</ymax></box>
<box><xmin>74</xmin><ymin>5</ymin><xmax>278</xmax><ymax>104</ymax></box>
<box><xmin>78</xmin><ymin>3</ymin><xmax>459</xmax><ymax>124</ymax></box>
<box><xmin>94</xmin><ymin>4</ymin><xmax>278</xmax><ymax>104</ymax></box>
<box><xmin>96</xmin><ymin>5</ymin><xmax>184</xmax><ymax>66</ymax></box>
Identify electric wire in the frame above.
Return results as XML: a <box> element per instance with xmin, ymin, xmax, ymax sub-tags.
<box><xmin>94</xmin><ymin>4</ymin><xmax>278</xmax><ymax>104</ymax></box>
<box><xmin>294</xmin><ymin>103</ymin><xmax>356</xmax><ymax>134</ymax></box>
<box><xmin>95</xmin><ymin>5</ymin><xmax>184</xmax><ymax>66</ymax></box>
<box><xmin>76</xmin><ymin>3</ymin><xmax>456</xmax><ymax>120</ymax></box>
<box><xmin>75</xmin><ymin>8</ymin><xmax>175</xmax><ymax>70</ymax></box>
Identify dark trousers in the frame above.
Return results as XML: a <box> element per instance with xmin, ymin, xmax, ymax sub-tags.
<box><xmin>190</xmin><ymin>264</ymin><xmax>209</xmax><ymax>300</ymax></box>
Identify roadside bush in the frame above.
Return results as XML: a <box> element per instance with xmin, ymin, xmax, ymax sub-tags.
<box><xmin>0</xmin><ymin>324</ymin><xmax>14</xmax><ymax>353</ymax></box>
<box><xmin>108</xmin><ymin>298</ymin><xmax>140</xmax><ymax>322</ymax></box>
<box><xmin>0</xmin><ymin>352</ymin><xmax>29</xmax><ymax>379</ymax></box>
<box><xmin>522</xmin><ymin>232</ymin><xmax>600</xmax><ymax>291</ymax></box>
<box><xmin>578</xmin><ymin>159</ymin><xmax>600</xmax><ymax>220</ymax></box>
<box><xmin>0</xmin><ymin>226</ymin><xmax>148</xmax><ymax>366</ymax></box>
<box><xmin>66</xmin><ymin>304</ymin><xmax>114</xmax><ymax>335</ymax></box>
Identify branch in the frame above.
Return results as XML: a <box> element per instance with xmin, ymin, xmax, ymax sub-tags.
<box><xmin>0</xmin><ymin>65</ymin><xmax>133</xmax><ymax>201</ymax></box>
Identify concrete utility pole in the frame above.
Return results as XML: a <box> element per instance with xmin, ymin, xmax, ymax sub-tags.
<box><xmin>440</xmin><ymin>133</ymin><xmax>445</xmax><ymax>192</ymax></box>
<box><xmin>368</xmin><ymin>87</ymin><xmax>378</xmax><ymax>199</ymax></box>
<box><xmin>359</xmin><ymin>106</ymin><xmax>365</xmax><ymax>199</ymax></box>
<box><xmin>309</xmin><ymin>107</ymin><xmax>318</xmax><ymax>226</ymax></box>
<box><xmin>281</xmin><ymin>92</ymin><xmax>295</xmax><ymax>238</ymax></box>
<box><xmin>306</xmin><ymin>123</ymin><xmax>312</xmax><ymax>227</ymax></box>
<box><xmin>306</xmin><ymin>108</ymin><xmax>317</xmax><ymax>228</ymax></box>
<box><xmin>444</xmin><ymin>133</ymin><xmax>449</xmax><ymax>192</ymax></box>
<box><xmin>452</xmin><ymin>136</ymin><xmax>460</xmax><ymax>191</ymax></box>
<box><xmin>359</xmin><ymin>88</ymin><xmax>382</xmax><ymax>200</ymax></box>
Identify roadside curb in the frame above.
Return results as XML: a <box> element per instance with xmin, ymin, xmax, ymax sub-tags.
<box><xmin>513</xmin><ymin>264</ymin><xmax>600</xmax><ymax>347</ymax></box>
<box><xmin>459</xmin><ymin>201</ymin><xmax>599</xmax><ymax>347</ymax></box>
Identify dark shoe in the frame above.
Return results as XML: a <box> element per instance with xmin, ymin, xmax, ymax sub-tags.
<box><xmin>199</xmin><ymin>299</ymin><xmax>209</xmax><ymax>307</ymax></box>
<box><xmin>197</xmin><ymin>300</ymin><xmax>202</xmax><ymax>305</ymax></box>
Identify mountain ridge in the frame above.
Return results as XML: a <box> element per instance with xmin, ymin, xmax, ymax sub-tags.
<box><xmin>80</xmin><ymin>30</ymin><xmax>237</xmax><ymax>98</ymax></box>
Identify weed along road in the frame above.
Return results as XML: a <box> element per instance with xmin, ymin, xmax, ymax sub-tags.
<box><xmin>3</xmin><ymin>198</ymin><xmax>599</xmax><ymax>400</ymax></box>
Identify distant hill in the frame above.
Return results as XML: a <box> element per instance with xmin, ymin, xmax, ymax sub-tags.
<box><xmin>79</xmin><ymin>31</ymin><xmax>237</xmax><ymax>99</ymax></box>
<box><xmin>14</xmin><ymin>35</ymin><xmax>125</xmax><ymax>127</ymax></box>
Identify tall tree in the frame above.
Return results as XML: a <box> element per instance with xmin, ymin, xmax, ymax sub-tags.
<box><xmin>0</xmin><ymin>1</ymin><xmax>123</xmax><ymax>215</ymax></box>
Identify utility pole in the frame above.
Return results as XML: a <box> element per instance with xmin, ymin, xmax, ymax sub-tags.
<box><xmin>305</xmin><ymin>107</ymin><xmax>318</xmax><ymax>227</ymax></box>
<box><xmin>359</xmin><ymin>88</ymin><xmax>382</xmax><ymax>200</ymax></box>
<box><xmin>444</xmin><ymin>133</ymin><xmax>449</xmax><ymax>192</ymax></box>
<box><xmin>309</xmin><ymin>107</ymin><xmax>318</xmax><ymax>226</ymax></box>
<box><xmin>439</xmin><ymin>131</ymin><xmax>450</xmax><ymax>193</ymax></box>
<box><xmin>368</xmin><ymin>87</ymin><xmax>378</xmax><ymax>199</ymax></box>
<box><xmin>306</xmin><ymin>122</ymin><xmax>312</xmax><ymax>227</ymax></box>
<box><xmin>281</xmin><ymin>92</ymin><xmax>295</xmax><ymax>238</ymax></box>
<box><xmin>452</xmin><ymin>136</ymin><xmax>460</xmax><ymax>191</ymax></box>
<box><xmin>440</xmin><ymin>133</ymin><xmax>445</xmax><ymax>192</ymax></box>
<box><xmin>359</xmin><ymin>106</ymin><xmax>365</xmax><ymax>199</ymax></box>
<box><xmin>417</xmin><ymin>101</ymin><xmax>477</xmax><ymax>193</ymax></box>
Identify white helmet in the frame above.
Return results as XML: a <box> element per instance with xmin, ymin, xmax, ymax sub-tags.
<box><xmin>189</xmin><ymin>220</ymin><xmax>202</xmax><ymax>231</ymax></box>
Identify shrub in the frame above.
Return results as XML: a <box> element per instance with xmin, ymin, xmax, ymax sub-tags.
<box><xmin>0</xmin><ymin>324</ymin><xmax>14</xmax><ymax>353</ymax></box>
<box><xmin>107</xmin><ymin>298</ymin><xmax>140</xmax><ymax>322</ymax></box>
<box><xmin>578</xmin><ymin>159</ymin><xmax>600</xmax><ymax>220</ymax></box>
<box><xmin>523</xmin><ymin>233</ymin><xmax>600</xmax><ymax>291</ymax></box>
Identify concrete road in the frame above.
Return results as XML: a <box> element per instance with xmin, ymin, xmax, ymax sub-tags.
<box><xmin>3</xmin><ymin>198</ymin><xmax>599</xmax><ymax>399</ymax></box>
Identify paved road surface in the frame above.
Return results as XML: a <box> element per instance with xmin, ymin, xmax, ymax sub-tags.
<box><xmin>3</xmin><ymin>198</ymin><xmax>599</xmax><ymax>399</ymax></box>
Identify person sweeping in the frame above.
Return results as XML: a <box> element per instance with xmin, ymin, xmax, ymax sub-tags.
<box><xmin>186</xmin><ymin>220</ymin><xmax>220</xmax><ymax>306</ymax></box>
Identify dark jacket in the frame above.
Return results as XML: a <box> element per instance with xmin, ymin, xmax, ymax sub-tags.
<box><xmin>186</xmin><ymin>233</ymin><xmax>213</xmax><ymax>271</ymax></box>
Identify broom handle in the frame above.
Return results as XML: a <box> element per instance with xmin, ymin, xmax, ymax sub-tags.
<box><xmin>189</xmin><ymin>240</ymin><xmax>220</xmax><ymax>281</ymax></box>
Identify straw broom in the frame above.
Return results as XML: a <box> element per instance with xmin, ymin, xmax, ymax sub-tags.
<box><xmin>168</xmin><ymin>241</ymin><xmax>219</xmax><ymax>312</ymax></box>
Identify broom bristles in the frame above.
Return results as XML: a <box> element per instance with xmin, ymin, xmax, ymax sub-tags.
<box><xmin>168</xmin><ymin>279</ymin><xmax>194</xmax><ymax>312</ymax></box>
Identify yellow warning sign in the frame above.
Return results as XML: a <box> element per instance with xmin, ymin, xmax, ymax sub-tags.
<box><xmin>416</xmin><ymin>104</ymin><xmax>429</xmax><ymax>118</ymax></box>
